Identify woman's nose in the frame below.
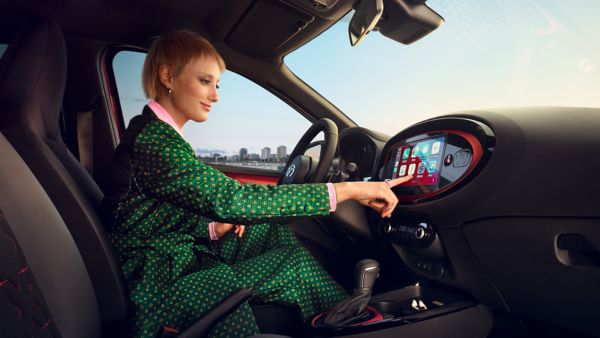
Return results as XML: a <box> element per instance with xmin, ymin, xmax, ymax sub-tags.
<box><xmin>209</xmin><ymin>86</ymin><xmax>219</xmax><ymax>102</ymax></box>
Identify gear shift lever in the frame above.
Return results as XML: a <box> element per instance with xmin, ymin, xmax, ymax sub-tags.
<box><xmin>356</xmin><ymin>258</ymin><xmax>380</xmax><ymax>291</ymax></box>
<box><xmin>322</xmin><ymin>259</ymin><xmax>380</xmax><ymax>327</ymax></box>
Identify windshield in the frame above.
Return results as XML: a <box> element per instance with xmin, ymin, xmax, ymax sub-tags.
<box><xmin>286</xmin><ymin>0</ymin><xmax>600</xmax><ymax>135</ymax></box>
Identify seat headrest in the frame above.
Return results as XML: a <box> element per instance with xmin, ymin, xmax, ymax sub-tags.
<box><xmin>0</xmin><ymin>17</ymin><xmax>66</xmax><ymax>141</ymax></box>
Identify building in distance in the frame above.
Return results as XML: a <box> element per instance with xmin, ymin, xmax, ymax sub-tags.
<box><xmin>277</xmin><ymin>145</ymin><xmax>287</xmax><ymax>160</ymax></box>
<box><xmin>261</xmin><ymin>147</ymin><xmax>271</xmax><ymax>160</ymax></box>
<box><xmin>239</xmin><ymin>148</ymin><xmax>248</xmax><ymax>161</ymax></box>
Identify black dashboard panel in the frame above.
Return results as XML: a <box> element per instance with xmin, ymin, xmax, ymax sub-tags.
<box><xmin>368</xmin><ymin>107</ymin><xmax>600</xmax><ymax>337</ymax></box>
<box><xmin>338</xmin><ymin>127</ymin><xmax>388</xmax><ymax>181</ymax></box>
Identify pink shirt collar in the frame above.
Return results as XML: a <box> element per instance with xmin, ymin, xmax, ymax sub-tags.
<box><xmin>147</xmin><ymin>100</ymin><xmax>185</xmax><ymax>138</ymax></box>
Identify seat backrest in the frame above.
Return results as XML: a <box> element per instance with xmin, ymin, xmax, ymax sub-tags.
<box><xmin>0</xmin><ymin>17</ymin><xmax>128</xmax><ymax>324</ymax></box>
<box><xmin>0</xmin><ymin>133</ymin><xmax>100</xmax><ymax>338</ymax></box>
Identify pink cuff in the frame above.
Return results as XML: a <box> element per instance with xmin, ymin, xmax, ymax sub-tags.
<box><xmin>326</xmin><ymin>183</ymin><xmax>337</xmax><ymax>212</ymax></box>
<box><xmin>208</xmin><ymin>222</ymin><xmax>219</xmax><ymax>240</ymax></box>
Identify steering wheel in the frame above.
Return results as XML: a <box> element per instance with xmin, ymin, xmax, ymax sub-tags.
<box><xmin>278</xmin><ymin>118</ymin><xmax>338</xmax><ymax>185</ymax></box>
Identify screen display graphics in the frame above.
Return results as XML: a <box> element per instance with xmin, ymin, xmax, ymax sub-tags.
<box><xmin>387</xmin><ymin>135</ymin><xmax>447</xmax><ymax>186</ymax></box>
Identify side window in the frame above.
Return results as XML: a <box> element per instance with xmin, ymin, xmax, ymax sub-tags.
<box><xmin>112</xmin><ymin>50</ymin><xmax>313</xmax><ymax>173</ymax></box>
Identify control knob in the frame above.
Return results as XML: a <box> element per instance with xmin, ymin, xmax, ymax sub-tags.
<box><xmin>383</xmin><ymin>223</ymin><xmax>394</xmax><ymax>234</ymax></box>
<box><xmin>415</xmin><ymin>227</ymin><xmax>426</xmax><ymax>240</ymax></box>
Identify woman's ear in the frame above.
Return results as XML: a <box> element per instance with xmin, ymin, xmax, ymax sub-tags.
<box><xmin>158</xmin><ymin>65</ymin><xmax>173</xmax><ymax>89</ymax></box>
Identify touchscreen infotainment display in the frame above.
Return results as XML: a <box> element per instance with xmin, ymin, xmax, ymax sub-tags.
<box><xmin>386</xmin><ymin>135</ymin><xmax>447</xmax><ymax>186</ymax></box>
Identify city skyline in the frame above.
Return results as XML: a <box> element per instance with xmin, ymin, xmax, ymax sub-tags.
<box><xmin>195</xmin><ymin>145</ymin><xmax>288</xmax><ymax>158</ymax></box>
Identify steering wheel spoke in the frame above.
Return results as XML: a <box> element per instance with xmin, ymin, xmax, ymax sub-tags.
<box><xmin>278</xmin><ymin>118</ymin><xmax>338</xmax><ymax>184</ymax></box>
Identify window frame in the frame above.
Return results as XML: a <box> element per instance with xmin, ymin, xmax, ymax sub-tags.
<box><xmin>101</xmin><ymin>46</ymin><xmax>320</xmax><ymax>176</ymax></box>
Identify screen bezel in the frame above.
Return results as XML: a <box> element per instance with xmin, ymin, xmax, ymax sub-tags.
<box><xmin>376</xmin><ymin>120</ymin><xmax>492</xmax><ymax>202</ymax></box>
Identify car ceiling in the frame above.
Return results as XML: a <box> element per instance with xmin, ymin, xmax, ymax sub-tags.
<box><xmin>1</xmin><ymin>0</ymin><xmax>353</xmax><ymax>62</ymax></box>
<box><xmin>0</xmin><ymin>0</ymin><xmax>359</xmax><ymax>129</ymax></box>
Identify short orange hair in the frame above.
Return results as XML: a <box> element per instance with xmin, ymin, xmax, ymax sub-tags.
<box><xmin>142</xmin><ymin>30</ymin><xmax>226</xmax><ymax>99</ymax></box>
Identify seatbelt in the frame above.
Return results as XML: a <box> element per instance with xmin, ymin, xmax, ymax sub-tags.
<box><xmin>76</xmin><ymin>100</ymin><xmax>98</xmax><ymax>174</ymax></box>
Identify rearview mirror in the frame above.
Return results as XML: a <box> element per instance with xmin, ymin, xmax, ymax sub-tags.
<box><xmin>348</xmin><ymin>0</ymin><xmax>444</xmax><ymax>47</ymax></box>
<box><xmin>348</xmin><ymin>0</ymin><xmax>384</xmax><ymax>46</ymax></box>
<box><xmin>378</xmin><ymin>0</ymin><xmax>444</xmax><ymax>45</ymax></box>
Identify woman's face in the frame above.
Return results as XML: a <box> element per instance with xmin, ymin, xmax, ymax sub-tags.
<box><xmin>168</xmin><ymin>55</ymin><xmax>221</xmax><ymax>124</ymax></box>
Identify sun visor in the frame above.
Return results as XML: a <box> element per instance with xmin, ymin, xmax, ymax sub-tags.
<box><xmin>227</xmin><ymin>0</ymin><xmax>314</xmax><ymax>57</ymax></box>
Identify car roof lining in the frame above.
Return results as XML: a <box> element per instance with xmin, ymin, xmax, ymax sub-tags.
<box><xmin>0</xmin><ymin>0</ymin><xmax>353</xmax><ymax>60</ymax></box>
<box><xmin>0</xmin><ymin>0</ymin><xmax>357</xmax><ymax>129</ymax></box>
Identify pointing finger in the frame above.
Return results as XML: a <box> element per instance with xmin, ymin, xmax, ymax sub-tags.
<box><xmin>388</xmin><ymin>175</ymin><xmax>413</xmax><ymax>187</ymax></box>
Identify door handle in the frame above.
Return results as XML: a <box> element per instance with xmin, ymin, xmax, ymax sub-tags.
<box><xmin>556</xmin><ymin>234</ymin><xmax>600</xmax><ymax>268</ymax></box>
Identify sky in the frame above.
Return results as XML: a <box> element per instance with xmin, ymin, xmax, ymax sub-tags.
<box><xmin>287</xmin><ymin>0</ymin><xmax>600</xmax><ymax>134</ymax></box>
<box><xmin>113</xmin><ymin>0</ymin><xmax>600</xmax><ymax>154</ymax></box>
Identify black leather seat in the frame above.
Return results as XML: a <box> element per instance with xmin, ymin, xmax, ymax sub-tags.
<box><xmin>0</xmin><ymin>16</ymin><xmax>129</xmax><ymax>333</ymax></box>
<box><xmin>0</xmin><ymin>134</ymin><xmax>101</xmax><ymax>337</ymax></box>
<box><xmin>0</xmin><ymin>16</ymin><xmax>299</xmax><ymax>338</ymax></box>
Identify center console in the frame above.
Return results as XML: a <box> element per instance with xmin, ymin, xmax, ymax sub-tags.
<box><xmin>372</xmin><ymin>117</ymin><xmax>495</xmax><ymax>281</ymax></box>
<box><xmin>309</xmin><ymin>282</ymin><xmax>492</xmax><ymax>337</ymax></box>
<box><xmin>307</xmin><ymin>117</ymin><xmax>496</xmax><ymax>337</ymax></box>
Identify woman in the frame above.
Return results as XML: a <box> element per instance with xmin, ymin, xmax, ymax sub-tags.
<box><xmin>104</xmin><ymin>30</ymin><xmax>411</xmax><ymax>338</ymax></box>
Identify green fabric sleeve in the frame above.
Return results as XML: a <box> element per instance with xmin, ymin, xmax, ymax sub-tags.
<box><xmin>131</xmin><ymin>121</ymin><xmax>331</xmax><ymax>225</ymax></box>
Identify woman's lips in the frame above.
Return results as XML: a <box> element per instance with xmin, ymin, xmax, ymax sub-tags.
<box><xmin>201</xmin><ymin>102</ymin><xmax>211</xmax><ymax>111</ymax></box>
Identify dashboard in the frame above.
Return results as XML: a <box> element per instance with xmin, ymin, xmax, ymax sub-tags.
<box><xmin>337</xmin><ymin>108</ymin><xmax>600</xmax><ymax>337</ymax></box>
<box><xmin>378</xmin><ymin>119</ymin><xmax>492</xmax><ymax>202</ymax></box>
<box><xmin>337</xmin><ymin>127</ymin><xmax>388</xmax><ymax>182</ymax></box>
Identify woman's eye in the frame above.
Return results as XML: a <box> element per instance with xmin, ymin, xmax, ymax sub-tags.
<box><xmin>216</xmin><ymin>84</ymin><xmax>220</xmax><ymax>89</ymax></box>
<box><xmin>200</xmin><ymin>79</ymin><xmax>210</xmax><ymax>85</ymax></box>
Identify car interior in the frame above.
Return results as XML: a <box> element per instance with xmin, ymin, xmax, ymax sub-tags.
<box><xmin>1</xmin><ymin>0</ymin><xmax>599</xmax><ymax>337</ymax></box>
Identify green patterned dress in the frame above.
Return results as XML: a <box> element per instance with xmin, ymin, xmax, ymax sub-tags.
<box><xmin>106</xmin><ymin>108</ymin><xmax>347</xmax><ymax>337</ymax></box>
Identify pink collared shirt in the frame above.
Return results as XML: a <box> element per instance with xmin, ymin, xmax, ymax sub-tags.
<box><xmin>147</xmin><ymin>100</ymin><xmax>185</xmax><ymax>138</ymax></box>
<box><xmin>146</xmin><ymin>100</ymin><xmax>337</xmax><ymax>239</ymax></box>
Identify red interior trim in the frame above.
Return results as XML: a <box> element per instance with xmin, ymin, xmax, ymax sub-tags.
<box><xmin>311</xmin><ymin>311</ymin><xmax>325</xmax><ymax>326</ymax></box>
<box><xmin>310</xmin><ymin>305</ymin><xmax>385</xmax><ymax>327</ymax></box>
<box><xmin>354</xmin><ymin>305</ymin><xmax>384</xmax><ymax>325</ymax></box>
<box><xmin>224</xmin><ymin>172</ymin><xmax>278</xmax><ymax>185</ymax></box>
<box><xmin>161</xmin><ymin>326</ymin><xmax>179</xmax><ymax>333</ymax></box>
<box><xmin>101</xmin><ymin>59</ymin><xmax>122</xmax><ymax>137</ymax></box>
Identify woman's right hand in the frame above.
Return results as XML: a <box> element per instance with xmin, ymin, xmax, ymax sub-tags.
<box><xmin>334</xmin><ymin>176</ymin><xmax>412</xmax><ymax>218</ymax></box>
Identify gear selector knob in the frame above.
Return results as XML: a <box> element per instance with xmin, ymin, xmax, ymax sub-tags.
<box><xmin>322</xmin><ymin>259</ymin><xmax>381</xmax><ymax>327</ymax></box>
<box><xmin>355</xmin><ymin>258</ymin><xmax>380</xmax><ymax>291</ymax></box>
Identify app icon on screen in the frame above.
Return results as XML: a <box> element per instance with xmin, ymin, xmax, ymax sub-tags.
<box><xmin>417</xmin><ymin>162</ymin><xmax>426</xmax><ymax>175</ymax></box>
<box><xmin>421</xmin><ymin>144</ymin><xmax>429</xmax><ymax>156</ymax></box>
<box><xmin>411</xmin><ymin>146</ymin><xmax>419</xmax><ymax>158</ymax></box>
<box><xmin>399</xmin><ymin>165</ymin><xmax>407</xmax><ymax>176</ymax></box>
<box><xmin>402</xmin><ymin>148</ymin><xmax>410</xmax><ymax>160</ymax></box>
<box><xmin>429</xmin><ymin>160</ymin><xmax>437</xmax><ymax>171</ymax></box>
<box><xmin>408</xmin><ymin>163</ymin><xmax>416</xmax><ymax>175</ymax></box>
<box><xmin>431</xmin><ymin>142</ymin><xmax>441</xmax><ymax>155</ymax></box>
